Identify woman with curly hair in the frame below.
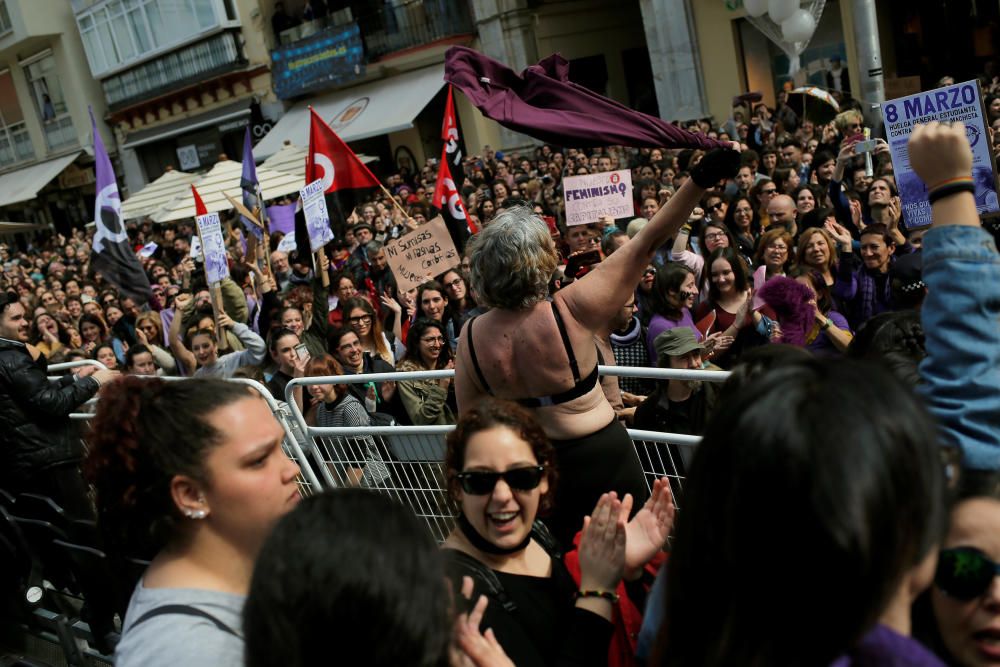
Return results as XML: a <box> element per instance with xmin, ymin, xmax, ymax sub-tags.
<box><xmin>85</xmin><ymin>377</ymin><xmax>301</xmax><ymax>666</ymax></box>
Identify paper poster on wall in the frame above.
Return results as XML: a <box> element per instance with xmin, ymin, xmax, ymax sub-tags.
<box><xmin>195</xmin><ymin>212</ymin><xmax>230</xmax><ymax>284</ymax></box>
<box><xmin>300</xmin><ymin>178</ymin><xmax>334</xmax><ymax>252</ymax></box>
<box><xmin>881</xmin><ymin>79</ymin><xmax>1000</xmax><ymax>228</ymax></box>
<box><xmin>383</xmin><ymin>216</ymin><xmax>460</xmax><ymax>291</ymax></box>
<box><xmin>562</xmin><ymin>169</ymin><xmax>634</xmax><ymax>226</ymax></box>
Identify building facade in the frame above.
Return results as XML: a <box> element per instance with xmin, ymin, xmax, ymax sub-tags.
<box><xmin>0</xmin><ymin>0</ymin><xmax>112</xmax><ymax>233</ymax></box>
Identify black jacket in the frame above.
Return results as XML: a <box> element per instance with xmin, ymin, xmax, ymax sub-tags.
<box><xmin>0</xmin><ymin>338</ymin><xmax>100</xmax><ymax>481</ymax></box>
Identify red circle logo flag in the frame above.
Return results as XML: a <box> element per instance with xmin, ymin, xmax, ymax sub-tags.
<box><xmin>306</xmin><ymin>107</ymin><xmax>380</xmax><ymax>194</ymax></box>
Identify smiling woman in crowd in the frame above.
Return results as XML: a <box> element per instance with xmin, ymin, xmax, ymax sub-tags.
<box><xmin>396</xmin><ymin>317</ymin><xmax>455</xmax><ymax>426</ymax></box>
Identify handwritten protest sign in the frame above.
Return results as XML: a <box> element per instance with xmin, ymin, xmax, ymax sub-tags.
<box><xmin>383</xmin><ymin>216</ymin><xmax>459</xmax><ymax>291</ymax></box>
<box><xmin>195</xmin><ymin>212</ymin><xmax>230</xmax><ymax>284</ymax></box>
<box><xmin>300</xmin><ymin>179</ymin><xmax>335</xmax><ymax>252</ymax></box>
<box><xmin>563</xmin><ymin>169</ymin><xmax>634</xmax><ymax>226</ymax></box>
<box><xmin>881</xmin><ymin>80</ymin><xmax>1000</xmax><ymax>228</ymax></box>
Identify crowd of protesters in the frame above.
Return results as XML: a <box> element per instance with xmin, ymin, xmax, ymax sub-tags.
<box><xmin>0</xmin><ymin>76</ymin><xmax>998</xmax><ymax>667</ymax></box>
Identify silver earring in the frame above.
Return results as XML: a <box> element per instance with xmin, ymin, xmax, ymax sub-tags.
<box><xmin>185</xmin><ymin>509</ymin><xmax>207</xmax><ymax>520</ymax></box>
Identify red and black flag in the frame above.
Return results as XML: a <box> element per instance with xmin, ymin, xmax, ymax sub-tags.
<box><xmin>306</xmin><ymin>107</ymin><xmax>380</xmax><ymax>238</ymax></box>
<box><xmin>437</xmin><ymin>85</ymin><xmax>476</xmax><ymax>249</ymax></box>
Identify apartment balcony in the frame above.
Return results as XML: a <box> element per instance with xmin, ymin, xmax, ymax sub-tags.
<box><xmin>271</xmin><ymin>0</ymin><xmax>473</xmax><ymax>100</ymax></box>
<box><xmin>103</xmin><ymin>30</ymin><xmax>248</xmax><ymax>112</ymax></box>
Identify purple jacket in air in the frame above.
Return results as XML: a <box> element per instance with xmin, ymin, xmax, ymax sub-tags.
<box><xmin>444</xmin><ymin>46</ymin><xmax>728</xmax><ymax>151</ymax></box>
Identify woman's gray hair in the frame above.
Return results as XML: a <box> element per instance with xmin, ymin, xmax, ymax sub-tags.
<box><xmin>467</xmin><ymin>206</ymin><xmax>558</xmax><ymax>311</ymax></box>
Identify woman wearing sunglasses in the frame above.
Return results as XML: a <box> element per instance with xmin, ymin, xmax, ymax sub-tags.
<box><xmin>443</xmin><ymin>399</ymin><xmax>673</xmax><ymax>667</ymax></box>
<box><xmin>916</xmin><ymin>470</ymin><xmax>1000</xmax><ymax>666</ymax></box>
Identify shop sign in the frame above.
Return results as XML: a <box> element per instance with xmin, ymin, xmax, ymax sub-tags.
<box><xmin>272</xmin><ymin>23</ymin><xmax>365</xmax><ymax>100</ymax></box>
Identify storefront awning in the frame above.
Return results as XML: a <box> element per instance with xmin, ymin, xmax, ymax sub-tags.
<box><xmin>121</xmin><ymin>101</ymin><xmax>251</xmax><ymax>150</ymax></box>
<box><xmin>0</xmin><ymin>221</ymin><xmax>49</xmax><ymax>234</ymax></box>
<box><xmin>253</xmin><ymin>65</ymin><xmax>445</xmax><ymax>160</ymax></box>
<box><xmin>0</xmin><ymin>152</ymin><xmax>83</xmax><ymax>208</ymax></box>
<box><xmin>153</xmin><ymin>159</ymin><xmax>305</xmax><ymax>223</ymax></box>
<box><xmin>121</xmin><ymin>168</ymin><xmax>200</xmax><ymax>221</ymax></box>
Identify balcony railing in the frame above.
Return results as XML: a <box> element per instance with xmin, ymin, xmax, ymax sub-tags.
<box><xmin>103</xmin><ymin>31</ymin><xmax>247</xmax><ymax>111</ymax></box>
<box><xmin>43</xmin><ymin>114</ymin><xmax>77</xmax><ymax>151</ymax></box>
<box><xmin>357</xmin><ymin>0</ymin><xmax>474</xmax><ymax>61</ymax></box>
<box><xmin>0</xmin><ymin>122</ymin><xmax>34</xmax><ymax>168</ymax></box>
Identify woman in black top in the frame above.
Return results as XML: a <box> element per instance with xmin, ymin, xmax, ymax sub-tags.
<box><xmin>442</xmin><ymin>400</ymin><xmax>674</xmax><ymax>667</ymax></box>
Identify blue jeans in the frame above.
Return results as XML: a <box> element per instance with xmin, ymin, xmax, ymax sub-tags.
<box><xmin>919</xmin><ymin>225</ymin><xmax>1000</xmax><ymax>471</ymax></box>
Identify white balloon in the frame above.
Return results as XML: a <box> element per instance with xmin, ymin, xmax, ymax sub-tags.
<box><xmin>744</xmin><ymin>0</ymin><xmax>768</xmax><ymax>17</ymax></box>
<box><xmin>768</xmin><ymin>0</ymin><xmax>799</xmax><ymax>23</ymax></box>
<box><xmin>781</xmin><ymin>8</ymin><xmax>817</xmax><ymax>43</ymax></box>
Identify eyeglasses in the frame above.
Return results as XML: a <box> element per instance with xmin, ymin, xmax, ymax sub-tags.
<box><xmin>456</xmin><ymin>466</ymin><xmax>546</xmax><ymax>495</ymax></box>
<box><xmin>445</xmin><ymin>278</ymin><xmax>463</xmax><ymax>289</ymax></box>
<box><xmin>348</xmin><ymin>314</ymin><xmax>372</xmax><ymax>325</ymax></box>
<box><xmin>935</xmin><ymin>547</ymin><xmax>1000</xmax><ymax>600</ymax></box>
<box><xmin>760</xmin><ymin>188</ymin><xmax>778</xmax><ymax>195</ymax></box>
<box><xmin>644</xmin><ymin>268</ymin><xmax>657</xmax><ymax>277</ymax></box>
<box><xmin>421</xmin><ymin>336</ymin><xmax>445</xmax><ymax>345</ymax></box>
<box><xmin>707</xmin><ymin>202</ymin><xmax>725</xmax><ymax>212</ymax></box>
<box><xmin>704</xmin><ymin>232</ymin><xmax>727</xmax><ymax>241</ymax></box>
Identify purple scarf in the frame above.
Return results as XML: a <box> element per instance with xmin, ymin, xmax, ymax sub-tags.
<box><xmin>757</xmin><ymin>277</ymin><xmax>816</xmax><ymax>347</ymax></box>
<box><xmin>445</xmin><ymin>47</ymin><xmax>728</xmax><ymax>150</ymax></box>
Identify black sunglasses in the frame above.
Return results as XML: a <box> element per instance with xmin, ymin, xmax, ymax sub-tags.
<box><xmin>936</xmin><ymin>547</ymin><xmax>1000</xmax><ymax>600</ymax></box>
<box><xmin>456</xmin><ymin>466</ymin><xmax>545</xmax><ymax>495</ymax></box>
<box><xmin>707</xmin><ymin>202</ymin><xmax>725</xmax><ymax>212</ymax></box>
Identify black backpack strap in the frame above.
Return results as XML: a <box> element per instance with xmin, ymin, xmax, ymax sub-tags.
<box><xmin>445</xmin><ymin>549</ymin><xmax>516</xmax><ymax>613</ymax></box>
<box><xmin>531</xmin><ymin>520</ymin><xmax>562</xmax><ymax>558</ymax></box>
<box><xmin>130</xmin><ymin>604</ymin><xmax>240</xmax><ymax>638</ymax></box>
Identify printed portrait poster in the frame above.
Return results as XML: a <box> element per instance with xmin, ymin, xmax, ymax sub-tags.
<box><xmin>195</xmin><ymin>212</ymin><xmax>230</xmax><ymax>284</ymax></box>
<box><xmin>299</xmin><ymin>179</ymin><xmax>335</xmax><ymax>252</ymax></box>
<box><xmin>881</xmin><ymin>80</ymin><xmax>1000</xmax><ymax>228</ymax></box>
<box><xmin>383</xmin><ymin>216</ymin><xmax>460</xmax><ymax>291</ymax></box>
<box><xmin>563</xmin><ymin>169</ymin><xmax>634</xmax><ymax>226</ymax></box>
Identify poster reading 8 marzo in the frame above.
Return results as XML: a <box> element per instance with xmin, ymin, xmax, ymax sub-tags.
<box><xmin>881</xmin><ymin>80</ymin><xmax>999</xmax><ymax>228</ymax></box>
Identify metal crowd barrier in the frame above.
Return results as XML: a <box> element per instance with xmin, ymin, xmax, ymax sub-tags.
<box><xmin>46</xmin><ymin>363</ymin><xmax>324</xmax><ymax>497</ymax></box>
<box><xmin>285</xmin><ymin>366</ymin><xmax>731</xmax><ymax>542</ymax></box>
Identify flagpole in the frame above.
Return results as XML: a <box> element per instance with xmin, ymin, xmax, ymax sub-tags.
<box><xmin>377</xmin><ymin>183</ymin><xmax>413</xmax><ymax>224</ymax></box>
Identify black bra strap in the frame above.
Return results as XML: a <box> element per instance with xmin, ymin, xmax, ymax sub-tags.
<box><xmin>550</xmin><ymin>301</ymin><xmax>581</xmax><ymax>383</ymax></box>
<box><xmin>131</xmin><ymin>604</ymin><xmax>240</xmax><ymax>638</ymax></box>
<box><xmin>466</xmin><ymin>316</ymin><xmax>493</xmax><ymax>395</ymax></box>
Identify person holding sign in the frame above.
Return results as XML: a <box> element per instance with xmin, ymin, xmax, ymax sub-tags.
<box><xmin>456</xmin><ymin>146</ymin><xmax>741</xmax><ymax>545</ymax></box>
<box><xmin>169</xmin><ymin>294</ymin><xmax>267</xmax><ymax>378</ymax></box>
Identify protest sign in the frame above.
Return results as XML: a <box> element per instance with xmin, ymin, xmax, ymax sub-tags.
<box><xmin>562</xmin><ymin>169</ymin><xmax>634</xmax><ymax>226</ymax></box>
<box><xmin>277</xmin><ymin>233</ymin><xmax>297</xmax><ymax>255</ymax></box>
<box><xmin>195</xmin><ymin>212</ymin><xmax>230</xmax><ymax>284</ymax></box>
<box><xmin>881</xmin><ymin>80</ymin><xmax>1000</xmax><ymax>228</ymax></box>
<box><xmin>300</xmin><ymin>178</ymin><xmax>335</xmax><ymax>252</ymax></box>
<box><xmin>383</xmin><ymin>216</ymin><xmax>460</xmax><ymax>291</ymax></box>
<box><xmin>138</xmin><ymin>242</ymin><xmax>158</xmax><ymax>259</ymax></box>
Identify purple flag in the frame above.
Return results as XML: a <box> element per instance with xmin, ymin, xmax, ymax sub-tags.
<box><xmin>445</xmin><ymin>46</ymin><xmax>727</xmax><ymax>150</ymax></box>
<box><xmin>266</xmin><ymin>203</ymin><xmax>297</xmax><ymax>235</ymax></box>
<box><xmin>240</xmin><ymin>127</ymin><xmax>264</xmax><ymax>240</ymax></box>
<box><xmin>89</xmin><ymin>109</ymin><xmax>152</xmax><ymax>304</ymax></box>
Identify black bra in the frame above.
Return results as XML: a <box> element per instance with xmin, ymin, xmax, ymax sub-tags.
<box><xmin>466</xmin><ymin>301</ymin><xmax>599</xmax><ymax>408</ymax></box>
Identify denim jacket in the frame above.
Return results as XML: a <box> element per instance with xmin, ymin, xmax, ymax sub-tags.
<box><xmin>919</xmin><ymin>226</ymin><xmax>1000</xmax><ymax>471</ymax></box>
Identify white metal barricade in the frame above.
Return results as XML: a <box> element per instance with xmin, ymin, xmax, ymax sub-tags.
<box><xmin>45</xmin><ymin>363</ymin><xmax>324</xmax><ymax>497</ymax></box>
<box><xmin>285</xmin><ymin>366</ymin><xmax>731</xmax><ymax>541</ymax></box>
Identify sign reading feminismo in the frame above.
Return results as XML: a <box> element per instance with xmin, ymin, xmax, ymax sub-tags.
<box><xmin>881</xmin><ymin>80</ymin><xmax>1000</xmax><ymax>228</ymax></box>
<box><xmin>563</xmin><ymin>169</ymin><xmax>634</xmax><ymax>226</ymax></box>
<box><xmin>272</xmin><ymin>24</ymin><xmax>365</xmax><ymax>100</ymax></box>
